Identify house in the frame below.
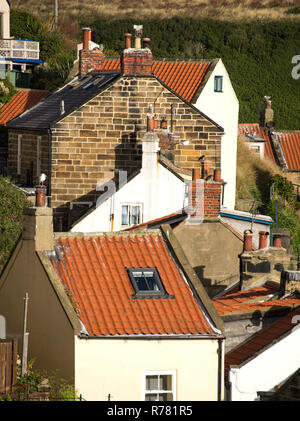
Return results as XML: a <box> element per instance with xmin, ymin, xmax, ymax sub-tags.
<box><xmin>0</xmin><ymin>190</ymin><xmax>225</xmax><ymax>401</ymax></box>
<box><xmin>6</xmin><ymin>26</ymin><xmax>228</xmax><ymax>231</ymax></box>
<box><xmin>213</xmin><ymin>279</ymin><xmax>300</xmax><ymax>353</ymax></box>
<box><xmin>120</xmin><ymin>167</ymin><xmax>275</xmax><ymax>297</ymax></box>
<box><xmin>0</xmin><ymin>88</ymin><xmax>49</xmax><ymax>176</ymax></box>
<box><xmin>0</xmin><ymin>0</ymin><xmax>43</xmax><ymax>88</ymax></box>
<box><xmin>70</xmin><ymin>126</ymin><xmax>190</xmax><ymax>232</ymax></box>
<box><xmin>257</xmin><ymin>367</ymin><xmax>300</xmax><ymax>401</ymax></box>
<box><xmin>239</xmin><ymin>97</ymin><xmax>300</xmax><ymax>185</ymax></box>
<box><xmin>101</xmin><ymin>40</ymin><xmax>239</xmax><ymax>211</ymax></box>
<box><xmin>225</xmin><ymin>303</ymin><xmax>300</xmax><ymax>401</ymax></box>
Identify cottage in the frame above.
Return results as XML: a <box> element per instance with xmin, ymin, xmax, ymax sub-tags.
<box><xmin>0</xmin><ymin>192</ymin><xmax>225</xmax><ymax>401</ymax></box>
<box><xmin>6</xmin><ymin>26</ymin><xmax>225</xmax><ymax>231</ymax></box>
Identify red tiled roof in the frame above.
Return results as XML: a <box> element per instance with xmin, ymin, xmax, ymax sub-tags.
<box><xmin>0</xmin><ymin>89</ymin><xmax>49</xmax><ymax>126</ymax></box>
<box><xmin>50</xmin><ymin>232</ymin><xmax>215</xmax><ymax>336</ymax></box>
<box><xmin>275</xmin><ymin>131</ymin><xmax>300</xmax><ymax>171</ymax></box>
<box><xmin>125</xmin><ymin>210</ymin><xmax>187</xmax><ymax>231</ymax></box>
<box><xmin>213</xmin><ymin>281</ymin><xmax>300</xmax><ymax>315</ymax></box>
<box><xmin>225</xmin><ymin>305</ymin><xmax>300</xmax><ymax>372</ymax></box>
<box><xmin>101</xmin><ymin>58</ymin><xmax>212</xmax><ymax>102</ymax></box>
<box><xmin>239</xmin><ymin>123</ymin><xmax>276</xmax><ymax>163</ymax></box>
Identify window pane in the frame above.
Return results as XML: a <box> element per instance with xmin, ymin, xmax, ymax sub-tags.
<box><xmin>146</xmin><ymin>375</ymin><xmax>158</xmax><ymax>391</ymax></box>
<box><xmin>145</xmin><ymin>393</ymin><xmax>158</xmax><ymax>401</ymax></box>
<box><xmin>121</xmin><ymin>205</ymin><xmax>128</xmax><ymax>225</ymax></box>
<box><xmin>158</xmin><ymin>393</ymin><xmax>173</xmax><ymax>401</ymax></box>
<box><xmin>159</xmin><ymin>375</ymin><xmax>171</xmax><ymax>391</ymax></box>
<box><xmin>130</xmin><ymin>206</ymin><xmax>140</xmax><ymax>225</ymax></box>
<box><xmin>132</xmin><ymin>270</ymin><xmax>159</xmax><ymax>291</ymax></box>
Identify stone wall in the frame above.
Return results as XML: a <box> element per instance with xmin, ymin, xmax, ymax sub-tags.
<box><xmin>8</xmin><ymin>75</ymin><xmax>222</xmax><ymax>229</ymax></box>
<box><xmin>8</xmin><ymin>129</ymin><xmax>49</xmax><ymax>186</ymax></box>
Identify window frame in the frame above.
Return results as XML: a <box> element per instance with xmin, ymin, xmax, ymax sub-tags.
<box><xmin>17</xmin><ymin>134</ymin><xmax>22</xmax><ymax>176</ymax></box>
<box><xmin>128</xmin><ymin>267</ymin><xmax>172</xmax><ymax>299</ymax></box>
<box><xmin>121</xmin><ymin>203</ymin><xmax>143</xmax><ymax>227</ymax></box>
<box><xmin>142</xmin><ymin>370</ymin><xmax>176</xmax><ymax>401</ymax></box>
<box><xmin>36</xmin><ymin>136</ymin><xmax>41</xmax><ymax>177</ymax></box>
<box><xmin>214</xmin><ymin>75</ymin><xmax>223</xmax><ymax>93</ymax></box>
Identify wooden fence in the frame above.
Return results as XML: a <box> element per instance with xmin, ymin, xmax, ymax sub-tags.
<box><xmin>0</xmin><ymin>339</ymin><xmax>17</xmax><ymax>394</ymax></box>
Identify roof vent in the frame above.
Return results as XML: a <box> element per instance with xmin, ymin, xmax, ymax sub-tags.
<box><xmin>60</xmin><ymin>100</ymin><xmax>65</xmax><ymax>115</ymax></box>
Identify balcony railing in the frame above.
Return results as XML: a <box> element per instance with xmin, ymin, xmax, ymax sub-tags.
<box><xmin>0</xmin><ymin>38</ymin><xmax>40</xmax><ymax>61</ymax></box>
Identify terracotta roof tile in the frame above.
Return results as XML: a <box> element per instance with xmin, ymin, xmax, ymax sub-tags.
<box><xmin>101</xmin><ymin>58</ymin><xmax>211</xmax><ymax>102</ymax></box>
<box><xmin>213</xmin><ymin>281</ymin><xmax>300</xmax><ymax>315</ymax></box>
<box><xmin>0</xmin><ymin>89</ymin><xmax>49</xmax><ymax>126</ymax></box>
<box><xmin>50</xmin><ymin>232</ymin><xmax>216</xmax><ymax>336</ymax></box>
<box><xmin>239</xmin><ymin>123</ymin><xmax>276</xmax><ymax>163</ymax></box>
<box><xmin>225</xmin><ymin>305</ymin><xmax>300</xmax><ymax>373</ymax></box>
<box><xmin>274</xmin><ymin>131</ymin><xmax>300</xmax><ymax>171</ymax></box>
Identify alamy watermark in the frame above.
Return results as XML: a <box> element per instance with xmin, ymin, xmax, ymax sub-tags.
<box><xmin>0</xmin><ymin>314</ymin><xmax>6</xmax><ymax>339</ymax></box>
<box><xmin>291</xmin><ymin>56</ymin><xmax>300</xmax><ymax>79</ymax></box>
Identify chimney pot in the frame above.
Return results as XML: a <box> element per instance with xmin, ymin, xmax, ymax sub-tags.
<box><xmin>243</xmin><ymin>230</ymin><xmax>253</xmax><ymax>252</ymax></box>
<box><xmin>273</xmin><ymin>233</ymin><xmax>282</xmax><ymax>247</ymax></box>
<box><xmin>213</xmin><ymin>169</ymin><xmax>221</xmax><ymax>182</ymax></box>
<box><xmin>160</xmin><ymin>117</ymin><xmax>167</xmax><ymax>130</ymax></box>
<box><xmin>143</xmin><ymin>37</ymin><xmax>151</xmax><ymax>49</ymax></box>
<box><xmin>35</xmin><ymin>185</ymin><xmax>47</xmax><ymax>207</ymax></box>
<box><xmin>192</xmin><ymin>168</ymin><xmax>201</xmax><ymax>181</ymax></box>
<box><xmin>125</xmin><ymin>33</ymin><xmax>132</xmax><ymax>49</ymax></box>
<box><xmin>259</xmin><ymin>231</ymin><xmax>269</xmax><ymax>249</ymax></box>
<box><xmin>201</xmin><ymin>160</ymin><xmax>210</xmax><ymax>179</ymax></box>
<box><xmin>82</xmin><ymin>27</ymin><xmax>91</xmax><ymax>50</ymax></box>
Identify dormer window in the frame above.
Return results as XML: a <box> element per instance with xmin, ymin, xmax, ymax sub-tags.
<box><xmin>214</xmin><ymin>76</ymin><xmax>223</xmax><ymax>92</ymax></box>
<box><xmin>128</xmin><ymin>268</ymin><xmax>173</xmax><ymax>299</ymax></box>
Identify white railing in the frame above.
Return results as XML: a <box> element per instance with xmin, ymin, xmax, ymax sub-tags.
<box><xmin>0</xmin><ymin>38</ymin><xmax>40</xmax><ymax>61</ymax></box>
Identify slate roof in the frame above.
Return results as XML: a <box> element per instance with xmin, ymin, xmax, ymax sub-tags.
<box><xmin>225</xmin><ymin>305</ymin><xmax>300</xmax><ymax>374</ymax></box>
<box><xmin>102</xmin><ymin>58</ymin><xmax>213</xmax><ymax>103</ymax></box>
<box><xmin>49</xmin><ymin>231</ymin><xmax>218</xmax><ymax>337</ymax></box>
<box><xmin>6</xmin><ymin>72</ymin><xmax>120</xmax><ymax>130</ymax></box>
<box><xmin>0</xmin><ymin>89</ymin><xmax>49</xmax><ymax>126</ymax></box>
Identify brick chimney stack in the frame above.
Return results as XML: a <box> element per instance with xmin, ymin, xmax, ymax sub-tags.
<box><xmin>188</xmin><ymin>167</ymin><xmax>222</xmax><ymax>219</ymax></box>
<box><xmin>79</xmin><ymin>27</ymin><xmax>104</xmax><ymax>76</ymax></box>
<box><xmin>260</xmin><ymin>95</ymin><xmax>274</xmax><ymax>129</ymax></box>
<box><xmin>121</xmin><ymin>25</ymin><xmax>153</xmax><ymax>76</ymax></box>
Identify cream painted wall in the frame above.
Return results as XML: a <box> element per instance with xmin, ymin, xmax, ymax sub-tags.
<box><xmin>195</xmin><ymin>59</ymin><xmax>239</xmax><ymax>211</ymax></box>
<box><xmin>229</xmin><ymin>327</ymin><xmax>300</xmax><ymax>401</ymax></box>
<box><xmin>71</xmin><ymin>163</ymin><xmax>188</xmax><ymax>233</ymax></box>
<box><xmin>75</xmin><ymin>337</ymin><xmax>223</xmax><ymax>401</ymax></box>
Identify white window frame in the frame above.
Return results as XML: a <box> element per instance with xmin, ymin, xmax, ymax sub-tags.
<box><xmin>121</xmin><ymin>203</ymin><xmax>143</xmax><ymax>227</ymax></box>
<box><xmin>17</xmin><ymin>134</ymin><xmax>22</xmax><ymax>175</ymax></box>
<box><xmin>142</xmin><ymin>370</ymin><xmax>176</xmax><ymax>401</ymax></box>
<box><xmin>36</xmin><ymin>136</ymin><xmax>41</xmax><ymax>177</ymax></box>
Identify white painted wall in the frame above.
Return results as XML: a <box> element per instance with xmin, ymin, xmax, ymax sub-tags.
<box><xmin>0</xmin><ymin>0</ymin><xmax>10</xmax><ymax>39</ymax></box>
<box><xmin>195</xmin><ymin>59</ymin><xmax>239</xmax><ymax>211</ymax></box>
<box><xmin>221</xmin><ymin>209</ymin><xmax>273</xmax><ymax>248</ymax></box>
<box><xmin>75</xmin><ymin>336</ymin><xmax>223</xmax><ymax>401</ymax></box>
<box><xmin>229</xmin><ymin>326</ymin><xmax>300</xmax><ymax>401</ymax></box>
<box><xmin>71</xmin><ymin>133</ymin><xmax>188</xmax><ymax>232</ymax></box>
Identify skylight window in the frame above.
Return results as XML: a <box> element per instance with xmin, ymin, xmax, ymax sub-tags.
<box><xmin>128</xmin><ymin>268</ymin><xmax>173</xmax><ymax>299</ymax></box>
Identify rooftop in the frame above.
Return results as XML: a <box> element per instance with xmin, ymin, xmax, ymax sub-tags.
<box><xmin>49</xmin><ymin>230</ymin><xmax>218</xmax><ymax>337</ymax></box>
<box><xmin>239</xmin><ymin>123</ymin><xmax>276</xmax><ymax>163</ymax></box>
<box><xmin>0</xmin><ymin>89</ymin><xmax>49</xmax><ymax>126</ymax></box>
<box><xmin>102</xmin><ymin>58</ymin><xmax>214</xmax><ymax>103</ymax></box>
<box><xmin>225</xmin><ymin>304</ymin><xmax>300</xmax><ymax>375</ymax></box>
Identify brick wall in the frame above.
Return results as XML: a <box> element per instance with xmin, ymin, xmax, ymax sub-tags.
<box><xmin>121</xmin><ymin>49</ymin><xmax>153</xmax><ymax>75</ymax></box>
<box><xmin>79</xmin><ymin>49</ymin><xmax>104</xmax><ymax>75</ymax></box>
<box><xmin>188</xmin><ymin>179</ymin><xmax>222</xmax><ymax>218</ymax></box>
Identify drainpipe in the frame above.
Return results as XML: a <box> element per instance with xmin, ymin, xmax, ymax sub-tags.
<box><xmin>217</xmin><ymin>337</ymin><xmax>224</xmax><ymax>401</ymax></box>
<box><xmin>47</xmin><ymin>129</ymin><xmax>52</xmax><ymax>208</ymax></box>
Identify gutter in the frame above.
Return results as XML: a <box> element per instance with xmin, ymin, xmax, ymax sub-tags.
<box><xmin>218</xmin><ymin>337</ymin><xmax>224</xmax><ymax>401</ymax></box>
<box><xmin>220</xmin><ymin>212</ymin><xmax>273</xmax><ymax>225</ymax></box>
